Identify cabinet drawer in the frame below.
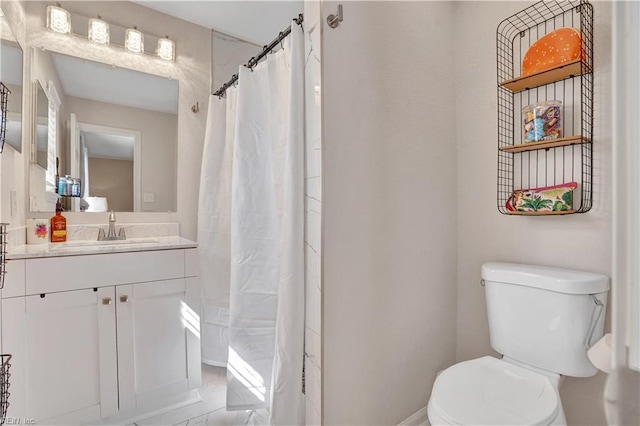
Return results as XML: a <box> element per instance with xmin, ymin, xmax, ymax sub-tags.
<box><xmin>2</xmin><ymin>259</ymin><xmax>25</xmax><ymax>299</ymax></box>
<box><xmin>26</xmin><ymin>250</ymin><xmax>185</xmax><ymax>295</ymax></box>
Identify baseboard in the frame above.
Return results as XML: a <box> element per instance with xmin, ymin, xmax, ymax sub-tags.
<box><xmin>90</xmin><ymin>389</ymin><xmax>202</xmax><ymax>425</ymax></box>
<box><xmin>398</xmin><ymin>406</ymin><xmax>429</xmax><ymax>426</ymax></box>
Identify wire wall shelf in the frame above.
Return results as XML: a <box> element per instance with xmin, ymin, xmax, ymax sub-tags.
<box><xmin>496</xmin><ymin>0</ymin><xmax>594</xmax><ymax>215</ymax></box>
<box><xmin>0</xmin><ymin>83</ymin><xmax>10</xmax><ymax>154</ymax></box>
<box><xmin>0</xmin><ymin>354</ymin><xmax>11</xmax><ymax>425</ymax></box>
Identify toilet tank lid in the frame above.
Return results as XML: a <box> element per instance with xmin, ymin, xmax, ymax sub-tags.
<box><xmin>481</xmin><ymin>262</ymin><xmax>609</xmax><ymax>294</ymax></box>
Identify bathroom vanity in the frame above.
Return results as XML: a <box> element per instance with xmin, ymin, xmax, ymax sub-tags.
<box><xmin>0</xmin><ymin>237</ymin><xmax>201</xmax><ymax>424</ymax></box>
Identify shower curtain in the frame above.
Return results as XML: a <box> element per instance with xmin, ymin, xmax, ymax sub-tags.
<box><xmin>197</xmin><ymin>88</ymin><xmax>237</xmax><ymax>367</ymax></box>
<box><xmin>198</xmin><ymin>21</ymin><xmax>304</xmax><ymax>425</ymax></box>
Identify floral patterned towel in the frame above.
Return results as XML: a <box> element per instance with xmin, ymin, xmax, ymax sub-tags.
<box><xmin>506</xmin><ymin>182</ymin><xmax>578</xmax><ymax>212</ymax></box>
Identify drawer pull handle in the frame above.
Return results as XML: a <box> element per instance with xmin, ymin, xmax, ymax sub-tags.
<box><xmin>120</xmin><ymin>295</ymin><xmax>129</xmax><ymax>303</ymax></box>
<box><xmin>102</xmin><ymin>297</ymin><xmax>112</xmax><ymax>305</ymax></box>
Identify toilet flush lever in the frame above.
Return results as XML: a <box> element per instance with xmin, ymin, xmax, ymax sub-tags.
<box><xmin>584</xmin><ymin>295</ymin><xmax>604</xmax><ymax>349</ymax></box>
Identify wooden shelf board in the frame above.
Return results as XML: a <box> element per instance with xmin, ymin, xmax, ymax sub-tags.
<box><xmin>506</xmin><ymin>210</ymin><xmax>576</xmax><ymax>216</ymax></box>
<box><xmin>499</xmin><ymin>135</ymin><xmax>589</xmax><ymax>153</ymax></box>
<box><xmin>499</xmin><ymin>59</ymin><xmax>589</xmax><ymax>93</ymax></box>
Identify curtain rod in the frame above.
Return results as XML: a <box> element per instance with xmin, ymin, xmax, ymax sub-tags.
<box><xmin>213</xmin><ymin>13</ymin><xmax>304</xmax><ymax>98</ymax></box>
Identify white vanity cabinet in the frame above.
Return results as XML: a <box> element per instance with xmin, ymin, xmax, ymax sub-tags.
<box><xmin>1</xmin><ymin>247</ymin><xmax>201</xmax><ymax>424</ymax></box>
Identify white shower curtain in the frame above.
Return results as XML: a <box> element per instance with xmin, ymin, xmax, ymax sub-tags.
<box><xmin>198</xmin><ymin>21</ymin><xmax>304</xmax><ymax>425</ymax></box>
<box><xmin>197</xmin><ymin>88</ymin><xmax>238</xmax><ymax>367</ymax></box>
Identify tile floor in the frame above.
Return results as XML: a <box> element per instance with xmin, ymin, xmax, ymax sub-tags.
<box><xmin>133</xmin><ymin>364</ymin><xmax>266</xmax><ymax>426</ymax></box>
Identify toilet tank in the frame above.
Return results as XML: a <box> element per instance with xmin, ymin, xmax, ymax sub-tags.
<box><xmin>481</xmin><ymin>262</ymin><xmax>609</xmax><ymax>377</ymax></box>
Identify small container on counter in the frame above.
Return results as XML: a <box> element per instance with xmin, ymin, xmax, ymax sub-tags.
<box><xmin>26</xmin><ymin>218</ymin><xmax>49</xmax><ymax>245</ymax></box>
<box><xmin>50</xmin><ymin>201</ymin><xmax>67</xmax><ymax>243</ymax></box>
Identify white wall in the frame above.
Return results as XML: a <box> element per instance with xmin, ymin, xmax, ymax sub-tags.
<box><xmin>454</xmin><ymin>2</ymin><xmax>613</xmax><ymax>425</ymax></box>
<box><xmin>321</xmin><ymin>2</ymin><xmax>458</xmax><ymax>424</ymax></box>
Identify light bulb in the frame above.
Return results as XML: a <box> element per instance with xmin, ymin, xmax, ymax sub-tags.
<box><xmin>125</xmin><ymin>27</ymin><xmax>144</xmax><ymax>54</ymax></box>
<box><xmin>88</xmin><ymin>16</ymin><xmax>109</xmax><ymax>45</ymax></box>
<box><xmin>157</xmin><ymin>37</ymin><xmax>175</xmax><ymax>62</ymax></box>
<box><xmin>46</xmin><ymin>4</ymin><xmax>71</xmax><ymax>34</ymax></box>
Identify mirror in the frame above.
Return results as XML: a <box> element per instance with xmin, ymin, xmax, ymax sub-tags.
<box><xmin>35</xmin><ymin>80</ymin><xmax>48</xmax><ymax>168</ymax></box>
<box><xmin>29</xmin><ymin>49</ymin><xmax>178</xmax><ymax>213</ymax></box>
<box><xmin>0</xmin><ymin>13</ymin><xmax>24</xmax><ymax>152</ymax></box>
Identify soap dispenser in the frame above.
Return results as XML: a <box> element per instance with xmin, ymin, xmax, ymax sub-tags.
<box><xmin>50</xmin><ymin>200</ymin><xmax>67</xmax><ymax>243</ymax></box>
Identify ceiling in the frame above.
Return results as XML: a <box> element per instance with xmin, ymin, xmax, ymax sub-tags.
<box><xmin>82</xmin><ymin>130</ymin><xmax>135</xmax><ymax>161</ymax></box>
<box><xmin>132</xmin><ymin>1</ymin><xmax>303</xmax><ymax>46</ymax></box>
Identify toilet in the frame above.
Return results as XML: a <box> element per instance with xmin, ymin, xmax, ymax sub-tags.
<box><xmin>428</xmin><ymin>262</ymin><xmax>609</xmax><ymax>426</ymax></box>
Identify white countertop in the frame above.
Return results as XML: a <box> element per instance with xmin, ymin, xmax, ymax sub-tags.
<box><xmin>7</xmin><ymin>236</ymin><xmax>198</xmax><ymax>259</ymax></box>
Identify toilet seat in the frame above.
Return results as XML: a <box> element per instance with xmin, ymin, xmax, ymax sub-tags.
<box><xmin>428</xmin><ymin>356</ymin><xmax>559</xmax><ymax>425</ymax></box>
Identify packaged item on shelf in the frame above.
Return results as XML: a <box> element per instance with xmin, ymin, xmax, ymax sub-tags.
<box><xmin>522</xmin><ymin>101</ymin><xmax>562</xmax><ymax>143</ymax></box>
<box><xmin>522</xmin><ymin>27</ymin><xmax>582</xmax><ymax>76</ymax></box>
<box><xmin>65</xmin><ymin>175</ymin><xmax>72</xmax><ymax>196</ymax></box>
<box><xmin>57</xmin><ymin>175</ymin><xmax>67</xmax><ymax>195</ymax></box>
<box><xmin>50</xmin><ymin>200</ymin><xmax>67</xmax><ymax>242</ymax></box>
<box><xmin>506</xmin><ymin>182</ymin><xmax>577</xmax><ymax>213</ymax></box>
<box><xmin>72</xmin><ymin>178</ymin><xmax>81</xmax><ymax>197</ymax></box>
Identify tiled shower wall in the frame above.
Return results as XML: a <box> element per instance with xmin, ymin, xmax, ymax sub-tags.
<box><xmin>303</xmin><ymin>1</ymin><xmax>322</xmax><ymax>424</ymax></box>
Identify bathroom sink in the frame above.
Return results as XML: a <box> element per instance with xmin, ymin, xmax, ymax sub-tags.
<box><xmin>49</xmin><ymin>239</ymin><xmax>160</xmax><ymax>250</ymax></box>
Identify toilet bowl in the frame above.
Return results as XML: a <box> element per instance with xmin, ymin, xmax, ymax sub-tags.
<box><xmin>84</xmin><ymin>196</ymin><xmax>108</xmax><ymax>212</ymax></box>
<box><xmin>428</xmin><ymin>357</ymin><xmax>565</xmax><ymax>425</ymax></box>
<box><xmin>427</xmin><ymin>262</ymin><xmax>609</xmax><ymax>426</ymax></box>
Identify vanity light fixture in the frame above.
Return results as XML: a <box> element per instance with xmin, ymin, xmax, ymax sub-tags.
<box><xmin>124</xmin><ymin>26</ymin><xmax>144</xmax><ymax>54</ymax></box>
<box><xmin>156</xmin><ymin>36</ymin><xmax>175</xmax><ymax>62</ymax></box>
<box><xmin>88</xmin><ymin>15</ymin><xmax>109</xmax><ymax>45</ymax></box>
<box><xmin>46</xmin><ymin>3</ymin><xmax>71</xmax><ymax>35</ymax></box>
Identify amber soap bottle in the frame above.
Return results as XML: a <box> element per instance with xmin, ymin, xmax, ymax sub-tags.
<box><xmin>50</xmin><ymin>201</ymin><xmax>67</xmax><ymax>243</ymax></box>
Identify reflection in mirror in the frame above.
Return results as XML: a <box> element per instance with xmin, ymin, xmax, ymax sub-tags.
<box><xmin>29</xmin><ymin>49</ymin><xmax>178</xmax><ymax>213</ymax></box>
<box><xmin>35</xmin><ymin>80</ymin><xmax>48</xmax><ymax>168</ymax></box>
<box><xmin>78</xmin><ymin>122</ymin><xmax>140</xmax><ymax>212</ymax></box>
<box><xmin>0</xmin><ymin>14</ymin><xmax>24</xmax><ymax>152</ymax></box>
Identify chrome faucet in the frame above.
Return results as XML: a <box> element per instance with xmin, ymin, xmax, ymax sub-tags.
<box><xmin>98</xmin><ymin>211</ymin><xmax>126</xmax><ymax>241</ymax></box>
<box><xmin>108</xmin><ymin>210</ymin><xmax>117</xmax><ymax>239</ymax></box>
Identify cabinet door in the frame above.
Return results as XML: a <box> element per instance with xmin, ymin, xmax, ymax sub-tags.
<box><xmin>23</xmin><ymin>287</ymin><xmax>118</xmax><ymax>424</ymax></box>
<box><xmin>116</xmin><ymin>279</ymin><xmax>191</xmax><ymax>411</ymax></box>
<box><xmin>2</xmin><ymin>296</ymin><xmax>27</xmax><ymax>421</ymax></box>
